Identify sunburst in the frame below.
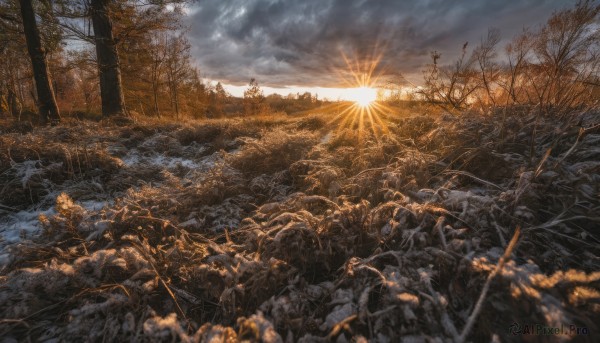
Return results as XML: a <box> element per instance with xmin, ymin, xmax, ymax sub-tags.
<box><xmin>347</xmin><ymin>86</ymin><xmax>377</xmax><ymax>108</ymax></box>
<box><xmin>325</xmin><ymin>47</ymin><xmax>396</xmax><ymax>145</ymax></box>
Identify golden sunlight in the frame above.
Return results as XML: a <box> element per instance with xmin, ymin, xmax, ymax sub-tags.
<box><xmin>347</xmin><ymin>86</ymin><xmax>377</xmax><ymax>107</ymax></box>
<box><xmin>325</xmin><ymin>49</ymin><xmax>395</xmax><ymax>145</ymax></box>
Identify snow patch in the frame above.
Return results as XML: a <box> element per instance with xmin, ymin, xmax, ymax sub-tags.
<box><xmin>0</xmin><ymin>207</ymin><xmax>55</xmax><ymax>246</ymax></box>
<box><xmin>0</xmin><ymin>199</ymin><xmax>111</xmax><ymax>267</ymax></box>
<box><xmin>119</xmin><ymin>148</ymin><xmax>218</xmax><ymax>172</ymax></box>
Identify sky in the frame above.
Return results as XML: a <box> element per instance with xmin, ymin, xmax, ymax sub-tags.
<box><xmin>185</xmin><ymin>0</ymin><xmax>572</xmax><ymax>98</ymax></box>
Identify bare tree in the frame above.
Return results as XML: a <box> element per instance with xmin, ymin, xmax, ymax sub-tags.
<box><xmin>473</xmin><ymin>28</ymin><xmax>501</xmax><ymax>110</ymax></box>
<box><xmin>164</xmin><ymin>33</ymin><xmax>192</xmax><ymax>119</ymax></box>
<box><xmin>532</xmin><ymin>0</ymin><xmax>600</xmax><ymax>113</ymax></box>
<box><xmin>147</xmin><ymin>34</ymin><xmax>167</xmax><ymax>117</ymax></box>
<box><xmin>421</xmin><ymin>44</ymin><xmax>480</xmax><ymax>111</ymax></box>
<box><xmin>499</xmin><ymin>29</ymin><xmax>533</xmax><ymax>106</ymax></box>
<box><xmin>421</xmin><ymin>1</ymin><xmax>600</xmax><ymax>115</ymax></box>
<box><xmin>69</xmin><ymin>49</ymin><xmax>100</xmax><ymax>114</ymax></box>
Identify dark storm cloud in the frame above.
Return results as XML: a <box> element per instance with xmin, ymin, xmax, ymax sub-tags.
<box><xmin>186</xmin><ymin>0</ymin><xmax>570</xmax><ymax>87</ymax></box>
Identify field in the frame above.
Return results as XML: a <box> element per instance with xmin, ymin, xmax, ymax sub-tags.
<box><xmin>1</xmin><ymin>106</ymin><xmax>599</xmax><ymax>342</ymax></box>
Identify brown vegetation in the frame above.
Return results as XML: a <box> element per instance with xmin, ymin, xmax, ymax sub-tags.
<box><xmin>0</xmin><ymin>1</ymin><xmax>599</xmax><ymax>342</ymax></box>
<box><xmin>0</xmin><ymin>106</ymin><xmax>598</xmax><ymax>341</ymax></box>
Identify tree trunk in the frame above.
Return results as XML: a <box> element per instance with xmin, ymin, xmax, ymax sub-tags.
<box><xmin>152</xmin><ymin>81</ymin><xmax>160</xmax><ymax>117</ymax></box>
<box><xmin>173</xmin><ymin>83</ymin><xmax>179</xmax><ymax>120</ymax></box>
<box><xmin>8</xmin><ymin>87</ymin><xmax>22</xmax><ymax>120</ymax></box>
<box><xmin>19</xmin><ymin>0</ymin><xmax>60</xmax><ymax>125</ymax></box>
<box><xmin>90</xmin><ymin>0</ymin><xmax>126</xmax><ymax>117</ymax></box>
<box><xmin>167</xmin><ymin>66</ymin><xmax>180</xmax><ymax>119</ymax></box>
<box><xmin>0</xmin><ymin>85</ymin><xmax>5</xmax><ymax>117</ymax></box>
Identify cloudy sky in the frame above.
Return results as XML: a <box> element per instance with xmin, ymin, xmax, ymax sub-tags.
<box><xmin>186</xmin><ymin>0</ymin><xmax>571</xmax><ymax>97</ymax></box>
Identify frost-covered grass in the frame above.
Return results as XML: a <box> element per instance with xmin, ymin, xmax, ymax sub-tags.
<box><xmin>0</xmin><ymin>109</ymin><xmax>599</xmax><ymax>342</ymax></box>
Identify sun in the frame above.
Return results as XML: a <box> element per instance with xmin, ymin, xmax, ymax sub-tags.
<box><xmin>347</xmin><ymin>86</ymin><xmax>377</xmax><ymax>107</ymax></box>
<box><xmin>325</xmin><ymin>49</ymin><xmax>395</xmax><ymax>145</ymax></box>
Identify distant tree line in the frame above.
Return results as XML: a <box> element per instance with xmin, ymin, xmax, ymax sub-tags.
<box><xmin>8</xmin><ymin>0</ymin><xmax>593</xmax><ymax>124</ymax></box>
<box><xmin>0</xmin><ymin>0</ymin><xmax>329</xmax><ymax>124</ymax></box>
<box><xmin>240</xmin><ymin>78</ymin><xmax>324</xmax><ymax>116</ymax></box>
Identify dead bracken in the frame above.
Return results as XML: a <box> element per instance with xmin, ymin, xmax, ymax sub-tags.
<box><xmin>1</xmin><ymin>108</ymin><xmax>599</xmax><ymax>342</ymax></box>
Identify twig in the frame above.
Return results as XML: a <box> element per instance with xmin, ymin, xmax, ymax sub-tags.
<box><xmin>457</xmin><ymin>226</ymin><xmax>521</xmax><ymax>343</ymax></box>
<box><xmin>533</xmin><ymin>147</ymin><xmax>552</xmax><ymax>179</ymax></box>
<box><xmin>441</xmin><ymin>170</ymin><xmax>505</xmax><ymax>191</ymax></box>
<box><xmin>129</xmin><ymin>243</ymin><xmax>188</xmax><ymax>323</ymax></box>
<box><xmin>552</xmin><ymin>127</ymin><xmax>584</xmax><ymax>168</ymax></box>
<box><xmin>434</xmin><ymin>216</ymin><xmax>448</xmax><ymax>249</ymax></box>
<box><xmin>327</xmin><ymin>314</ymin><xmax>357</xmax><ymax>340</ymax></box>
<box><xmin>420</xmin><ymin>268</ymin><xmax>459</xmax><ymax>339</ymax></box>
<box><xmin>0</xmin><ymin>204</ymin><xmax>20</xmax><ymax>212</ymax></box>
<box><xmin>353</xmin><ymin>167</ymin><xmax>386</xmax><ymax>178</ymax></box>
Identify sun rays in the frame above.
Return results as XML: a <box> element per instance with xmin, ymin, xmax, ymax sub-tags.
<box><xmin>325</xmin><ymin>47</ymin><xmax>396</xmax><ymax>145</ymax></box>
<box><xmin>326</xmin><ymin>100</ymin><xmax>395</xmax><ymax>144</ymax></box>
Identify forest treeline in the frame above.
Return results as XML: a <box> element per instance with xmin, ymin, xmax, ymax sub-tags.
<box><xmin>0</xmin><ymin>0</ymin><xmax>324</xmax><ymax>124</ymax></box>
<box><xmin>1</xmin><ymin>0</ymin><xmax>599</xmax><ymax>125</ymax></box>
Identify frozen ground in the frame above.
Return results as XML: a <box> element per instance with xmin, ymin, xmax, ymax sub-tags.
<box><xmin>0</xmin><ymin>112</ymin><xmax>599</xmax><ymax>342</ymax></box>
<box><xmin>0</xmin><ymin>131</ymin><xmax>225</xmax><ymax>267</ymax></box>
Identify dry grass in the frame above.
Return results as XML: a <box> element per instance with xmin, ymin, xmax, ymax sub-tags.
<box><xmin>0</xmin><ymin>107</ymin><xmax>599</xmax><ymax>342</ymax></box>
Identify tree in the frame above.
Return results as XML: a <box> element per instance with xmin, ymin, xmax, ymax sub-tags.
<box><xmin>421</xmin><ymin>45</ymin><xmax>480</xmax><ymax>111</ymax></box>
<box><xmin>530</xmin><ymin>0</ymin><xmax>600</xmax><ymax>112</ymax></box>
<box><xmin>473</xmin><ymin>28</ymin><xmax>501</xmax><ymax>109</ymax></box>
<box><xmin>1</xmin><ymin>1</ymin><xmax>23</xmax><ymax>118</ymax></box>
<box><xmin>420</xmin><ymin>1</ymin><xmax>600</xmax><ymax>115</ymax></box>
<box><xmin>19</xmin><ymin>0</ymin><xmax>61</xmax><ymax>124</ymax></box>
<box><xmin>164</xmin><ymin>33</ymin><xmax>192</xmax><ymax>119</ymax></box>
<box><xmin>243</xmin><ymin>78</ymin><xmax>266</xmax><ymax>116</ymax></box>
<box><xmin>68</xmin><ymin>48</ymin><xmax>101</xmax><ymax>114</ymax></box>
<box><xmin>148</xmin><ymin>34</ymin><xmax>167</xmax><ymax>117</ymax></box>
<box><xmin>90</xmin><ymin>0</ymin><xmax>126</xmax><ymax>117</ymax></box>
<box><xmin>500</xmin><ymin>29</ymin><xmax>532</xmax><ymax>106</ymax></box>
<box><xmin>52</xmin><ymin>0</ymin><xmax>193</xmax><ymax>118</ymax></box>
<box><xmin>213</xmin><ymin>81</ymin><xmax>227</xmax><ymax>116</ymax></box>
